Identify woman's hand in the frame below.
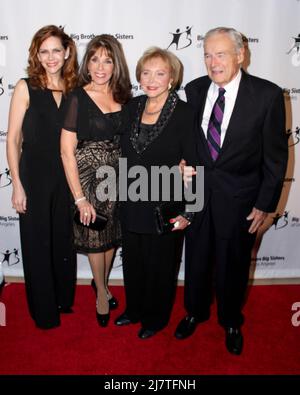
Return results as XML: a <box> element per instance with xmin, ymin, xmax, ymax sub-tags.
<box><xmin>12</xmin><ymin>183</ymin><xmax>27</xmax><ymax>214</ymax></box>
<box><xmin>170</xmin><ymin>215</ymin><xmax>191</xmax><ymax>231</ymax></box>
<box><xmin>178</xmin><ymin>159</ymin><xmax>197</xmax><ymax>188</ymax></box>
<box><xmin>76</xmin><ymin>199</ymin><xmax>96</xmax><ymax>226</ymax></box>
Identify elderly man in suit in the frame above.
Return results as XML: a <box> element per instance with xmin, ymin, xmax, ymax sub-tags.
<box><xmin>175</xmin><ymin>27</ymin><xmax>288</xmax><ymax>355</ymax></box>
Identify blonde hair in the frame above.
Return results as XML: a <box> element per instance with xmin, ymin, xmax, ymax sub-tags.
<box><xmin>136</xmin><ymin>47</ymin><xmax>183</xmax><ymax>90</ymax></box>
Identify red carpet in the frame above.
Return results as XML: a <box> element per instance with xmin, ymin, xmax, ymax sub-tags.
<box><xmin>0</xmin><ymin>283</ymin><xmax>299</xmax><ymax>375</ymax></box>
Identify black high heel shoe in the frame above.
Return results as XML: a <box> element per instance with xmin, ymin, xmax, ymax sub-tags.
<box><xmin>91</xmin><ymin>279</ymin><xmax>119</xmax><ymax>310</ymax></box>
<box><xmin>96</xmin><ymin>310</ymin><xmax>110</xmax><ymax>327</ymax></box>
<box><xmin>95</xmin><ymin>292</ymin><xmax>110</xmax><ymax>327</ymax></box>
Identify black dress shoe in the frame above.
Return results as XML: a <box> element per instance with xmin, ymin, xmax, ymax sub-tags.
<box><xmin>225</xmin><ymin>327</ymin><xmax>243</xmax><ymax>355</ymax></box>
<box><xmin>96</xmin><ymin>311</ymin><xmax>110</xmax><ymax>327</ymax></box>
<box><xmin>175</xmin><ymin>316</ymin><xmax>198</xmax><ymax>339</ymax></box>
<box><xmin>58</xmin><ymin>306</ymin><xmax>74</xmax><ymax>314</ymax></box>
<box><xmin>91</xmin><ymin>279</ymin><xmax>118</xmax><ymax>310</ymax></box>
<box><xmin>138</xmin><ymin>328</ymin><xmax>157</xmax><ymax>339</ymax></box>
<box><xmin>114</xmin><ymin>312</ymin><xmax>139</xmax><ymax>326</ymax></box>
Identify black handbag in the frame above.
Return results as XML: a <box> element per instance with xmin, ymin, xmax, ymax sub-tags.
<box><xmin>154</xmin><ymin>201</ymin><xmax>185</xmax><ymax>235</ymax></box>
<box><xmin>74</xmin><ymin>210</ymin><xmax>108</xmax><ymax>231</ymax></box>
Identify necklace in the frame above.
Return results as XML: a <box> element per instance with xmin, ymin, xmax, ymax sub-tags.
<box><xmin>144</xmin><ymin>99</ymin><xmax>163</xmax><ymax>116</ymax></box>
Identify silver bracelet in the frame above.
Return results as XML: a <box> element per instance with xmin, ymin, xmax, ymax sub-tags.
<box><xmin>74</xmin><ymin>196</ymin><xmax>86</xmax><ymax>205</ymax></box>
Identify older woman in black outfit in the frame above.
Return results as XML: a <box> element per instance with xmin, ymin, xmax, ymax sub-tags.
<box><xmin>115</xmin><ymin>47</ymin><xmax>196</xmax><ymax>338</ymax></box>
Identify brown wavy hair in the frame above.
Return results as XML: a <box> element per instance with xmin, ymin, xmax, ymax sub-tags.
<box><xmin>27</xmin><ymin>25</ymin><xmax>78</xmax><ymax>93</ymax></box>
<box><xmin>78</xmin><ymin>34</ymin><xmax>132</xmax><ymax>104</ymax></box>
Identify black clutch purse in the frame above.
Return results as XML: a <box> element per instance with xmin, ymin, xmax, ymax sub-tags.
<box><xmin>154</xmin><ymin>201</ymin><xmax>185</xmax><ymax>235</ymax></box>
<box><xmin>74</xmin><ymin>210</ymin><xmax>108</xmax><ymax>231</ymax></box>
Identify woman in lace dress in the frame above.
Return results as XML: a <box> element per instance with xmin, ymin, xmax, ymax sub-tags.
<box><xmin>61</xmin><ymin>35</ymin><xmax>131</xmax><ymax>327</ymax></box>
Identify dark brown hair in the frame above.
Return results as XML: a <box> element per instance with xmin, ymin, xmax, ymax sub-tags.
<box><xmin>27</xmin><ymin>25</ymin><xmax>78</xmax><ymax>93</ymax></box>
<box><xmin>78</xmin><ymin>34</ymin><xmax>132</xmax><ymax>104</ymax></box>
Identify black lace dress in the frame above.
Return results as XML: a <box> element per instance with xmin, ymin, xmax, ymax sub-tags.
<box><xmin>63</xmin><ymin>87</ymin><xmax>122</xmax><ymax>253</ymax></box>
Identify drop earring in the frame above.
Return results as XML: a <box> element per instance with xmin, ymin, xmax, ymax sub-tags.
<box><xmin>168</xmin><ymin>82</ymin><xmax>172</xmax><ymax>90</ymax></box>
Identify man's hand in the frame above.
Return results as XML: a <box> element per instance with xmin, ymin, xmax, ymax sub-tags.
<box><xmin>178</xmin><ymin>159</ymin><xmax>197</xmax><ymax>188</ymax></box>
<box><xmin>246</xmin><ymin>207</ymin><xmax>268</xmax><ymax>234</ymax></box>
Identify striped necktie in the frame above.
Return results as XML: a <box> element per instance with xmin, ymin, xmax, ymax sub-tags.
<box><xmin>207</xmin><ymin>87</ymin><xmax>226</xmax><ymax>161</ymax></box>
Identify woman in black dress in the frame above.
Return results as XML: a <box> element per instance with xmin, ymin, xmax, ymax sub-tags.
<box><xmin>61</xmin><ymin>35</ymin><xmax>131</xmax><ymax>327</ymax></box>
<box><xmin>115</xmin><ymin>47</ymin><xmax>196</xmax><ymax>338</ymax></box>
<box><xmin>6</xmin><ymin>25</ymin><xmax>78</xmax><ymax>329</ymax></box>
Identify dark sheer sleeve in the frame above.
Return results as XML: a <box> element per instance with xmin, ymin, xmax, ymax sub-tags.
<box><xmin>63</xmin><ymin>92</ymin><xmax>79</xmax><ymax>132</ymax></box>
<box><xmin>121</xmin><ymin>100</ymin><xmax>133</xmax><ymax>134</ymax></box>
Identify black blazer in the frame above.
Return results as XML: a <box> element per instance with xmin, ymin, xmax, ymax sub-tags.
<box><xmin>185</xmin><ymin>70</ymin><xmax>288</xmax><ymax>236</ymax></box>
<box><xmin>120</xmin><ymin>94</ymin><xmax>197</xmax><ymax>234</ymax></box>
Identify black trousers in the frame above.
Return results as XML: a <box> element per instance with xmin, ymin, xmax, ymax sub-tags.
<box><xmin>184</xmin><ymin>204</ymin><xmax>256</xmax><ymax>328</ymax></box>
<box><xmin>122</xmin><ymin>229</ymin><xmax>184</xmax><ymax>331</ymax></box>
<box><xmin>19</xmin><ymin>150</ymin><xmax>76</xmax><ymax>329</ymax></box>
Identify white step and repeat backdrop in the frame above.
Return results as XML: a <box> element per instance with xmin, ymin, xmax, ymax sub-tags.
<box><xmin>0</xmin><ymin>0</ymin><xmax>299</xmax><ymax>280</ymax></box>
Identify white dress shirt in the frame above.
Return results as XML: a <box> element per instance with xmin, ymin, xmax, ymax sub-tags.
<box><xmin>201</xmin><ymin>70</ymin><xmax>242</xmax><ymax>146</ymax></box>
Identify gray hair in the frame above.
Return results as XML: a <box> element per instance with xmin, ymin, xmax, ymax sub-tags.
<box><xmin>204</xmin><ymin>27</ymin><xmax>244</xmax><ymax>52</ymax></box>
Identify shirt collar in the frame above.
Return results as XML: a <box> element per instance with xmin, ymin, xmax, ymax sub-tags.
<box><xmin>212</xmin><ymin>69</ymin><xmax>242</xmax><ymax>97</ymax></box>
